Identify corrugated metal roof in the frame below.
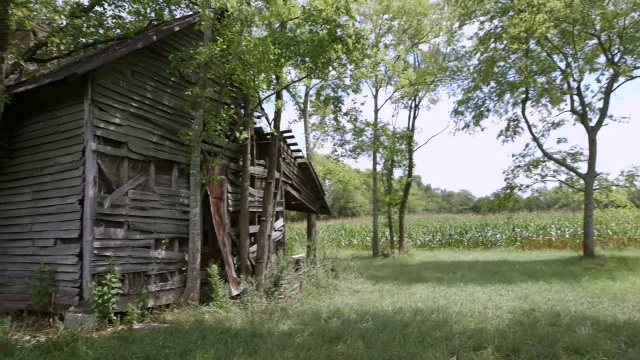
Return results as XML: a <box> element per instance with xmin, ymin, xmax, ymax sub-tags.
<box><xmin>8</xmin><ymin>13</ymin><xmax>199</xmax><ymax>94</ymax></box>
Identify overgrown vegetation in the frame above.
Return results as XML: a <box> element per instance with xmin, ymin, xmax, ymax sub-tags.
<box><xmin>30</xmin><ymin>264</ymin><xmax>56</xmax><ymax>314</ymax></box>
<box><xmin>289</xmin><ymin>210</ymin><xmax>640</xmax><ymax>251</ymax></box>
<box><xmin>4</xmin><ymin>250</ymin><xmax>640</xmax><ymax>359</ymax></box>
<box><xmin>90</xmin><ymin>264</ymin><xmax>123</xmax><ymax>325</ymax></box>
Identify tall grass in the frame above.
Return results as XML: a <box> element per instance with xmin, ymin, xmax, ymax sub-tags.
<box><xmin>288</xmin><ymin>210</ymin><xmax>640</xmax><ymax>251</ymax></box>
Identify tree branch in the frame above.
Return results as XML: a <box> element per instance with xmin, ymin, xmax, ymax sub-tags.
<box><xmin>413</xmin><ymin>123</ymin><xmax>449</xmax><ymax>153</ymax></box>
<box><xmin>520</xmin><ymin>87</ymin><xmax>585</xmax><ymax>180</ymax></box>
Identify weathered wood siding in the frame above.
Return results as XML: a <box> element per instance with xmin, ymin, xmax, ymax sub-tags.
<box><xmin>89</xmin><ymin>30</ymin><xmax>201</xmax><ymax>307</ymax></box>
<box><xmin>0</xmin><ymin>81</ymin><xmax>85</xmax><ymax>312</ymax></box>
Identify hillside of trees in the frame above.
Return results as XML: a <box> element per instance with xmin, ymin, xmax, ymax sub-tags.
<box><xmin>301</xmin><ymin>155</ymin><xmax>640</xmax><ymax>219</ymax></box>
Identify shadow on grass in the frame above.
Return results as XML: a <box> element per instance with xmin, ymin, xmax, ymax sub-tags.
<box><xmin>5</xmin><ymin>306</ymin><xmax>640</xmax><ymax>359</ymax></box>
<box><xmin>352</xmin><ymin>254</ymin><xmax>639</xmax><ymax>286</ymax></box>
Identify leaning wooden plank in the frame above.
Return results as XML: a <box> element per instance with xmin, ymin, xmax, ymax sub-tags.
<box><xmin>0</xmin><ymin>230</ymin><xmax>80</xmax><ymax>240</ymax></box>
<box><xmin>94</xmin><ymin>248</ymin><xmax>185</xmax><ymax>260</ymax></box>
<box><xmin>0</xmin><ymin>255</ymin><xmax>79</xmax><ymax>264</ymax></box>
<box><xmin>206</xmin><ymin>168</ymin><xmax>243</xmax><ymax>296</ymax></box>
<box><xmin>103</xmin><ymin>173</ymin><xmax>147</xmax><ymax>209</ymax></box>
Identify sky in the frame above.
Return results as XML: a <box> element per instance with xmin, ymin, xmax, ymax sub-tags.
<box><xmin>282</xmin><ymin>81</ymin><xmax>640</xmax><ymax>197</ymax></box>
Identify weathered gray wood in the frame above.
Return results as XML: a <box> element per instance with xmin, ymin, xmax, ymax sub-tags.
<box><xmin>128</xmin><ymin>189</ymin><xmax>189</xmax><ymax>204</ymax></box>
<box><xmin>0</xmin><ymin>230</ymin><xmax>80</xmax><ymax>240</ymax></box>
<box><xmin>1</xmin><ymin>152</ymin><xmax>83</xmax><ymax>176</ymax></box>
<box><xmin>152</xmin><ymin>186</ymin><xmax>189</xmax><ymax>197</ymax></box>
<box><xmin>82</xmin><ymin>76</ymin><xmax>97</xmax><ymax>303</ymax></box>
<box><xmin>92</xmin><ymin>143</ymin><xmax>146</xmax><ymax>161</ymax></box>
<box><xmin>0</xmin><ymin>239</ymin><xmax>56</xmax><ymax>247</ymax></box>
<box><xmin>94</xmin><ymin>247</ymin><xmax>185</xmax><ymax>260</ymax></box>
<box><xmin>0</xmin><ymin>159</ymin><xmax>83</xmax><ymax>183</ymax></box>
<box><xmin>0</xmin><ymin>212</ymin><xmax>79</xmax><ymax>226</ymax></box>
<box><xmin>1</xmin><ymin>270</ymin><xmax>80</xmax><ymax>281</ymax></box>
<box><xmin>0</xmin><ymin>262</ymin><xmax>80</xmax><ymax>272</ymax></box>
<box><xmin>95</xmin><ymin>227</ymin><xmax>185</xmax><ymax>240</ymax></box>
<box><xmin>147</xmin><ymin>274</ymin><xmax>185</xmax><ymax>292</ymax></box>
<box><xmin>0</xmin><ymin>204</ymin><xmax>80</xmax><ymax>218</ymax></box>
<box><xmin>96</xmin><ymin>206</ymin><xmax>189</xmax><ymax>220</ymax></box>
<box><xmin>0</xmin><ymin>176</ymin><xmax>82</xmax><ymax>196</ymax></box>
<box><xmin>0</xmin><ymin>255</ymin><xmax>79</xmax><ymax>264</ymax></box>
<box><xmin>128</xmin><ymin>222</ymin><xmax>188</xmax><ymax>234</ymax></box>
<box><xmin>94</xmin><ymin>239</ymin><xmax>155</xmax><ymax>248</ymax></box>
<box><xmin>0</xmin><ymin>167</ymin><xmax>83</xmax><ymax>190</ymax></box>
<box><xmin>103</xmin><ymin>173</ymin><xmax>146</xmax><ymax>209</ymax></box>
<box><xmin>0</xmin><ymin>186</ymin><xmax>82</xmax><ymax>204</ymax></box>
<box><xmin>91</xmin><ymin>262</ymin><xmax>185</xmax><ymax>274</ymax></box>
<box><xmin>0</xmin><ymin>220</ymin><xmax>80</xmax><ymax>233</ymax></box>
<box><xmin>0</xmin><ymin>244</ymin><xmax>80</xmax><ymax>255</ymax></box>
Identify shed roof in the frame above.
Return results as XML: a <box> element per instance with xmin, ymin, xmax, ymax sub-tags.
<box><xmin>8</xmin><ymin>14</ymin><xmax>199</xmax><ymax>94</ymax></box>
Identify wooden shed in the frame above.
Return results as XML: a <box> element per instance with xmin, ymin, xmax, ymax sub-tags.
<box><xmin>0</xmin><ymin>14</ymin><xmax>330</xmax><ymax>313</ymax></box>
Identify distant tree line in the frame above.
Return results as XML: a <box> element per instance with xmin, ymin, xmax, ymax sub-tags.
<box><xmin>291</xmin><ymin>155</ymin><xmax>640</xmax><ymax>220</ymax></box>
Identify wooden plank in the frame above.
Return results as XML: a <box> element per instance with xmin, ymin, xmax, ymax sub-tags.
<box><xmin>0</xmin><ymin>176</ymin><xmax>82</xmax><ymax>196</ymax></box>
<box><xmin>92</xmin><ymin>104</ymin><xmax>185</xmax><ymax>144</ymax></box>
<box><xmin>0</xmin><ymin>230</ymin><xmax>79</xmax><ymax>240</ymax></box>
<box><xmin>0</xmin><ymin>244</ymin><xmax>80</xmax><ymax>255</ymax></box>
<box><xmin>1</xmin><ymin>270</ymin><xmax>80</xmax><ymax>281</ymax></box>
<box><xmin>91</xmin><ymin>262</ymin><xmax>185</xmax><ymax>274</ymax></box>
<box><xmin>0</xmin><ymin>239</ymin><xmax>56</xmax><ymax>247</ymax></box>
<box><xmin>0</xmin><ymin>167</ymin><xmax>83</xmax><ymax>190</ymax></box>
<box><xmin>153</xmin><ymin>186</ymin><xmax>189</xmax><ymax>197</ymax></box>
<box><xmin>0</xmin><ymin>212</ymin><xmax>79</xmax><ymax>226</ymax></box>
<box><xmin>0</xmin><ymin>152</ymin><xmax>83</xmax><ymax>175</ymax></box>
<box><xmin>96</xmin><ymin>206</ymin><xmax>189</xmax><ymax>220</ymax></box>
<box><xmin>129</xmin><ymin>222</ymin><xmax>187</xmax><ymax>234</ymax></box>
<box><xmin>103</xmin><ymin>173</ymin><xmax>147</xmax><ymax>209</ymax></box>
<box><xmin>94</xmin><ymin>248</ymin><xmax>185</xmax><ymax>260</ymax></box>
<box><xmin>95</xmin><ymin>227</ymin><xmax>185</xmax><ymax>240</ymax></box>
<box><xmin>0</xmin><ymin>204</ymin><xmax>80</xmax><ymax>219</ymax></box>
<box><xmin>0</xmin><ymin>255</ymin><xmax>79</xmax><ymax>264</ymax></box>
<box><xmin>0</xmin><ymin>159</ymin><xmax>83</xmax><ymax>183</ymax></box>
<box><xmin>128</xmin><ymin>189</ymin><xmax>189</xmax><ymax>204</ymax></box>
<box><xmin>0</xmin><ymin>262</ymin><xmax>80</xmax><ymax>272</ymax></box>
<box><xmin>147</xmin><ymin>274</ymin><xmax>186</xmax><ymax>292</ymax></box>
<box><xmin>0</xmin><ymin>220</ymin><xmax>80</xmax><ymax>233</ymax></box>
<box><xmin>93</xmin><ymin>143</ymin><xmax>146</xmax><ymax>161</ymax></box>
<box><xmin>10</xmin><ymin>127</ymin><xmax>84</xmax><ymax>155</ymax></box>
<box><xmin>0</xmin><ymin>186</ymin><xmax>82</xmax><ymax>205</ymax></box>
<box><xmin>82</xmin><ymin>77</ymin><xmax>96</xmax><ymax>303</ymax></box>
<box><xmin>94</xmin><ymin>239</ymin><xmax>155</xmax><ymax>248</ymax></box>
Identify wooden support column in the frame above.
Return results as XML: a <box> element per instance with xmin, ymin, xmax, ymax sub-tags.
<box><xmin>82</xmin><ymin>76</ymin><xmax>97</xmax><ymax>302</ymax></box>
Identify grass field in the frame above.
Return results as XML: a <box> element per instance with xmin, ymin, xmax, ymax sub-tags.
<box><xmin>4</xmin><ymin>249</ymin><xmax>640</xmax><ymax>359</ymax></box>
<box><xmin>288</xmin><ymin>210</ymin><xmax>640</xmax><ymax>251</ymax></box>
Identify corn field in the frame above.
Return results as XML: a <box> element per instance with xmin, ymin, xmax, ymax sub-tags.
<box><xmin>287</xmin><ymin>210</ymin><xmax>640</xmax><ymax>251</ymax></box>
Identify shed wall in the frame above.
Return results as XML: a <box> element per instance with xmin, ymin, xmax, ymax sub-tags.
<box><xmin>0</xmin><ymin>81</ymin><xmax>85</xmax><ymax>312</ymax></box>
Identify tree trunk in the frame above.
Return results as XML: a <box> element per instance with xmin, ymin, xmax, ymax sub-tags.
<box><xmin>255</xmin><ymin>77</ymin><xmax>283</xmax><ymax>292</ymax></box>
<box><xmin>399</xmin><ymin>103</ymin><xmax>417</xmax><ymax>253</ymax></box>
<box><xmin>583</xmin><ymin>133</ymin><xmax>598</xmax><ymax>257</ymax></box>
<box><xmin>0</xmin><ymin>0</ymin><xmax>10</xmax><ymax>122</ymax></box>
<box><xmin>239</xmin><ymin>94</ymin><xmax>253</xmax><ymax>277</ymax></box>
<box><xmin>183</xmin><ymin>6</ymin><xmax>212</xmax><ymax>304</ymax></box>
<box><xmin>302</xmin><ymin>85</ymin><xmax>318</xmax><ymax>265</ymax></box>
<box><xmin>386</xmin><ymin>174</ymin><xmax>394</xmax><ymax>252</ymax></box>
<box><xmin>371</xmin><ymin>89</ymin><xmax>380</xmax><ymax>257</ymax></box>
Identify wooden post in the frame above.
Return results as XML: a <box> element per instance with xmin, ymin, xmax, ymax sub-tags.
<box><xmin>81</xmin><ymin>76</ymin><xmax>97</xmax><ymax>303</ymax></box>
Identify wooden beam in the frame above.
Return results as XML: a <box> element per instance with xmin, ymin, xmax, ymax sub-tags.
<box><xmin>82</xmin><ymin>76</ymin><xmax>96</xmax><ymax>302</ymax></box>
